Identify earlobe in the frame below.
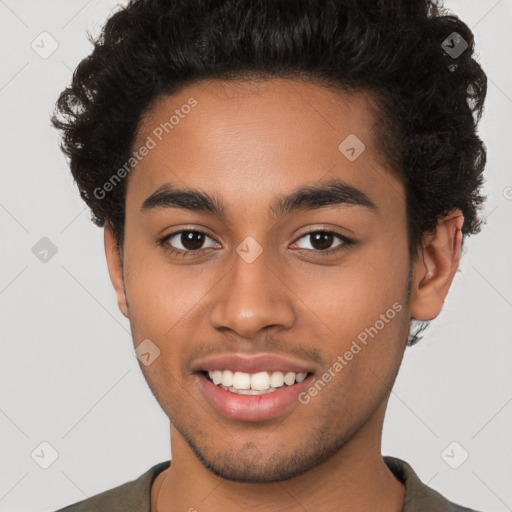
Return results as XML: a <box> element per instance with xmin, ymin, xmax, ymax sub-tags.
<box><xmin>409</xmin><ymin>210</ymin><xmax>464</xmax><ymax>321</ymax></box>
<box><xmin>104</xmin><ymin>223</ymin><xmax>129</xmax><ymax>318</ymax></box>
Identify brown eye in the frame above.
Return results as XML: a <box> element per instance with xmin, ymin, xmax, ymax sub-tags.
<box><xmin>162</xmin><ymin>230</ymin><xmax>219</xmax><ymax>254</ymax></box>
<box><xmin>308</xmin><ymin>232</ymin><xmax>336</xmax><ymax>251</ymax></box>
<box><xmin>179</xmin><ymin>231</ymin><xmax>206</xmax><ymax>250</ymax></box>
<box><xmin>294</xmin><ymin>230</ymin><xmax>349</xmax><ymax>252</ymax></box>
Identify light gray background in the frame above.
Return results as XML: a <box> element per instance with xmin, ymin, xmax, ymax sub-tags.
<box><xmin>0</xmin><ymin>1</ymin><xmax>511</xmax><ymax>511</ymax></box>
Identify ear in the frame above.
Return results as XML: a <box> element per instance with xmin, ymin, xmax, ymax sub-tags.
<box><xmin>409</xmin><ymin>209</ymin><xmax>464</xmax><ymax>321</ymax></box>
<box><xmin>104</xmin><ymin>222</ymin><xmax>129</xmax><ymax>318</ymax></box>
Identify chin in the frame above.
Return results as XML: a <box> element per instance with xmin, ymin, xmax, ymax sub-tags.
<box><xmin>184</xmin><ymin>431</ymin><xmax>349</xmax><ymax>484</ymax></box>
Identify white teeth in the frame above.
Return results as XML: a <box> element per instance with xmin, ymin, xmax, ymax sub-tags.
<box><xmin>269</xmin><ymin>371</ymin><xmax>284</xmax><ymax>388</ymax></box>
<box><xmin>296</xmin><ymin>372</ymin><xmax>307</xmax><ymax>383</ymax></box>
<box><xmin>206</xmin><ymin>369</ymin><xmax>309</xmax><ymax>393</ymax></box>
<box><xmin>251</xmin><ymin>371</ymin><xmax>270</xmax><ymax>390</ymax></box>
<box><xmin>227</xmin><ymin>386</ymin><xmax>277</xmax><ymax>395</ymax></box>
<box><xmin>283</xmin><ymin>372</ymin><xmax>296</xmax><ymax>386</ymax></box>
<box><xmin>221</xmin><ymin>370</ymin><xmax>234</xmax><ymax>387</ymax></box>
<box><xmin>232</xmin><ymin>371</ymin><xmax>251</xmax><ymax>390</ymax></box>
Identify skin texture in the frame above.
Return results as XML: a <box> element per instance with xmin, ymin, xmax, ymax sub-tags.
<box><xmin>103</xmin><ymin>78</ymin><xmax>463</xmax><ymax>512</ymax></box>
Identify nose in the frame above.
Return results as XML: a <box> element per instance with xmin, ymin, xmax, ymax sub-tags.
<box><xmin>209</xmin><ymin>243</ymin><xmax>296</xmax><ymax>338</ymax></box>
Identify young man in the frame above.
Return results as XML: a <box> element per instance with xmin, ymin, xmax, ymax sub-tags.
<box><xmin>51</xmin><ymin>0</ymin><xmax>488</xmax><ymax>510</ymax></box>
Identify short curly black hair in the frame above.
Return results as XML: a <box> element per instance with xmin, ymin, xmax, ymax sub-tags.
<box><xmin>52</xmin><ymin>0</ymin><xmax>487</xmax><ymax>344</ymax></box>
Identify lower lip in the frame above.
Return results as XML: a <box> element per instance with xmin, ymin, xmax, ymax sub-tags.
<box><xmin>197</xmin><ymin>372</ymin><xmax>314</xmax><ymax>422</ymax></box>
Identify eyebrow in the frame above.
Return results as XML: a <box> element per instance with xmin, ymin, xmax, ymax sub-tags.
<box><xmin>140</xmin><ymin>178</ymin><xmax>378</xmax><ymax>218</ymax></box>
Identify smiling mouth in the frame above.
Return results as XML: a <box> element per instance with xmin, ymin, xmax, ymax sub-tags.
<box><xmin>200</xmin><ymin>369</ymin><xmax>313</xmax><ymax>395</ymax></box>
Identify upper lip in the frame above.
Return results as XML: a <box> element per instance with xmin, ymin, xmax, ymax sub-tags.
<box><xmin>192</xmin><ymin>353</ymin><xmax>314</xmax><ymax>374</ymax></box>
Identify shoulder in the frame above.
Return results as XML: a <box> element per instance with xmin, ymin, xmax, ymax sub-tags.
<box><xmin>384</xmin><ymin>456</ymin><xmax>484</xmax><ymax>512</ymax></box>
<box><xmin>51</xmin><ymin>461</ymin><xmax>170</xmax><ymax>512</ymax></box>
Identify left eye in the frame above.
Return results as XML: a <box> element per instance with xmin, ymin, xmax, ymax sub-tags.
<box><xmin>293</xmin><ymin>230</ymin><xmax>349</xmax><ymax>252</ymax></box>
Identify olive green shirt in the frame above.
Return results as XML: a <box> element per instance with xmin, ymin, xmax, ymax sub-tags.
<box><xmin>53</xmin><ymin>456</ymin><xmax>482</xmax><ymax>511</ymax></box>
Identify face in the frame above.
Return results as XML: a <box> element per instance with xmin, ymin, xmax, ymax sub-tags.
<box><xmin>107</xmin><ymin>78</ymin><xmax>417</xmax><ymax>483</ymax></box>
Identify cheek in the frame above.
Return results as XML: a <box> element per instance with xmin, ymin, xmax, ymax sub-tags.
<box><xmin>298</xmin><ymin>240</ymin><xmax>410</xmax><ymax>385</ymax></box>
<box><xmin>304</xmin><ymin>254</ymin><xmax>408</xmax><ymax>338</ymax></box>
<box><xmin>304</xmin><ymin>269</ymin><xmax>409</xmax><ymax>417</ymax></box>
<box><xmin>122</xmin><ymin>249</ymin><xmax>216</xmax><ymax>342</ymax></box>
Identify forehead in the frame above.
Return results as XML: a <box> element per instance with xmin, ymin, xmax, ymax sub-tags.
<box><xmin>127</xmin><ymin>78</ymin><xmax>403</xmax><ymax>218</ymax></box>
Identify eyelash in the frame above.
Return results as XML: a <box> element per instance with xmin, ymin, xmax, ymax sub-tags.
<box><xmin>158</xmin><ymin>229</ymin><xmax>355</xmax><ymax>258</ymax></box>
